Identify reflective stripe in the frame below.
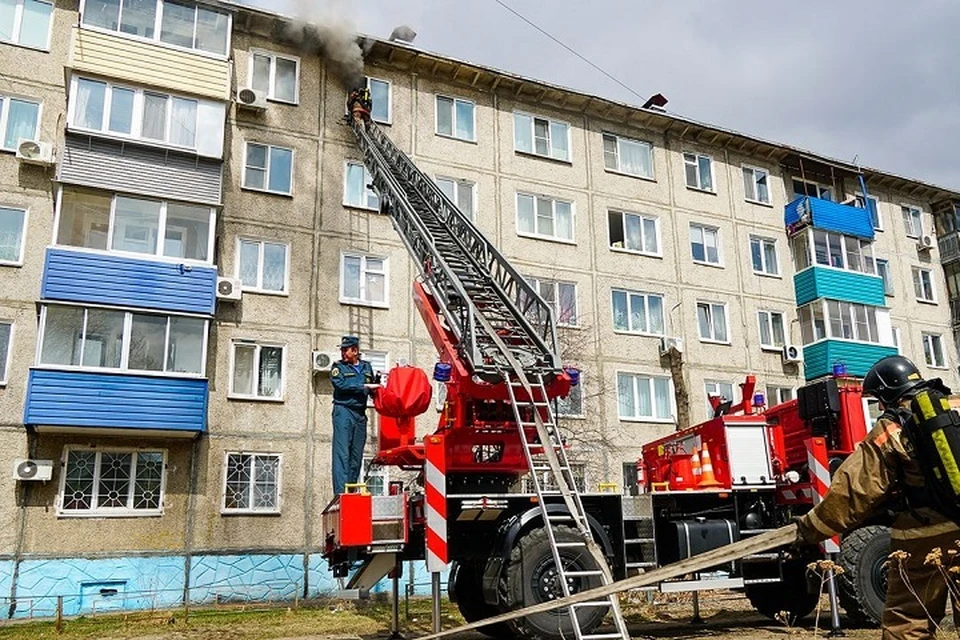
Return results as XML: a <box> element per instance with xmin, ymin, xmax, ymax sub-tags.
<box><xmin>932</xmin><ymin>429</ymin><xmax>960</xmax><ymax>494</ymax></box>
<box><xmin>917</xmin><ymin>391</ymin><xmax>936</xmax><ymax>420</ymax></box>
<box><xmin>873</xmin><ymin>422</ymin><xmax>899</xmax><ymax>447</ymax></box>
<box><xmin>890</xmin><ymin>519</ymin><xmax>960</xmax><ymax>540</ymax></box>
<box><xmin>806</xmin><ymin>507</ymin><xmax>842</xmax><ymax>539</ymax></box>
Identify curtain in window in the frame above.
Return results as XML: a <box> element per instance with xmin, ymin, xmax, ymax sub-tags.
<box><xmin>342</xmin><ymin>255</ymin><xmax>361</xmax><ymax>299</ymax></box>
<box><xmin>365</xmin><ymin>258</ymin><xmax>385</xmax><ymax>302</ymax></box>
<box><xmin>619</xmin><ymin>139</ymin><xmax>650</xmax><ymax>176</ymax></box>
<box><xmin>141</xmin><ymin>93</ymin><xmax>168</xmax><ymax>140</ymax></box>
<box><xmin>0</xmin><ymin>207</ymin><xmax>23</xmax><ymax>262</ymax></box>
<box><xmin>258</xmin><ymin>346</ymin><xmax>282</xmax><ymax>397</ymax></box>
<box><xmin>516</xmin><ymin>194</ymin><xmax>535</xmax><ymax>234</ymax></box>
<box><xmin>0</xmin><ymin>322</ymin><xmax>11</xmax><ymax>379</ymax></box>
<box><xmin>648</xmin><ymin>296</ymin><xmax>664</xmax><ymax>334</ymax></box>
<box><xmin>74</xmin><ymin>79</ymin><xmax>105</xmax><ymax>131</ymax></box>
<box><xmin>654</xmin><ymin>378</ymin><xmax>671</xmax><ymax>419</ymax></box>
<box><xmin>108</xmin><ymin>86</ymin><xmax>134</xmax><ymax>133</ymax></box>
<box><xmin>612</xmin><ymin>290</ymin><xmax>627</xmax><ymax>331</ymax></box>
<box><xmin>261</xmin><ymin>242</ymin><xmax>286</xmax><ymax>291</ymax></box>
<box><xmin>602</xmin><ymin>135</ymin><xmax>618</xmax><ymax>170</ymax></box>
<box><xmin>555</xmin><ymin>201</ymin><xmax>572</xmax><ymax>240</ymax></box>
<box><xmin>514</xmin><ymin>113</ymin><xmax>533</xmax><ymax>153</ymax></box>
<box><xmin>275</xmin><ymin>58</ymin><xmax>298</xmax><ymax>102</ymax></box>
<box><xmin>169</xmin><ymin>97</ymin><xmax>197</xmax><ymax>147</ymax></box>
<box><xmin>697</xmin><ymin>304</ymin><xmax>711</xmax><ymax>339</ymax></box>
<box><xmin>251</xmin><ymin>53</ymin><xmax>271</xmax><ymax>94</ymax></box>
<box><xmin>624</xmin><ymin>213</ymin><xmax>641</xmax><ymax>251</ymax></box>
<box><xmin>629</xmin><ymin>293</ymin><xmax>646</xmax><ymax>332</ymax></box>
<box><xmin>616</xmin><ymin>373</ymin><xmax>634</xmax><ymax>418</ymax></box>
<box><xmin>4</xmin><ymin>98</ymin><xmax>38</xmax><ymax>149</ymax></box>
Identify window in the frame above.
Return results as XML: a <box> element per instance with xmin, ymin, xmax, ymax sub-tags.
<box><xmin>854</xmin><ymin>194</ymin><xmax>881</xmax><ymax>231</ymax></box>
<box><xmin>902</xmin><ymin>206</ymin><xmax>923</xmax><ymax>238</ymax></box>
<box><xmin>513</xmin><ymin>112</ymin><xmax>570</xmax><ymax>162</ymax></box>
<box><xmin>697</xmin><ymin>301</ymin><xmax>728</xmax><ymax>343</ymax></box>
<box><xmin>913</xmin><ymin>267</ymin><xmax>935</xmax><ymax>303</ymax></box>
<box><xmin>612</xmin><ymin>289</ymin><xmax>664</xmax><ymax>335</ymax></box>
<box><xmin>792</xmin><ymin>179</ymin><xmax>831</xmax><ymax>201</ymax></box>
<box><xmin>608</xmin><ymin>210</ymin><xmax>658</xmax><ymax>255</ymax></box>
<box><xmin>436</xmin><ymin>176</ymin><xmax>475</xmax><ymax>220</ymax></box>
<box><xmin>689</xmin><ymin>223</ymin><xmax>720</xmax><ymax>265</ymax></box>
<box><xmin>892</xmin><ymin>327</ymin><xmax>902</xmax><ymax>354</ymax></box>
<box><xmin>0</xmin><ymin>0</ymin><xmax>52</xmax><ymax>49</ymax></box>
<box><xmin>516</xmin><ymin>193</ymin><xmax>574</xmax><ymax>242</ymax></box>
<box><xmin>59</xmin><ymin>448</ymin><xmax>165</xmax><ymax>517</ymax></box>
<box><xmin>366</xmin><ymin>77</ymin><xmax>390</xmax><ymax>123</ymax></box>
<box><xmin>344</xmin><ymin>161</ymin><xmax>379</xmax><ymax>210</ymax></box>
<box><xmin>362</xmin><ymin>459</ymin><xmax>389</xmax><ymax>495</ymax></box>
<box><xmin>340</xmin><ymin>253</ymin><xmax>388</xmax><ymax>307</ymax></box>
<box><xmin>922</xmin><ymin>333</ymin><xmax>946</xmax><ymax>368</ymax></box>
<box><xmin>616</xmin><ymin>372</ymin><xmax>672</xmax><ymax>421</ymax></box>
<box><xmin>527</xmin><ymin>277</ymin><xmax>578</xmax><ymax>327</ymax></box>
<box><xmin>742</xmin><ymin>166</ymin><xmax>770</xmax><ymax>204</ymax></box>
<box><xmin>223</xmin><ymin>452</ymin><xmax>281</xmax><ymax>513</ymax></box>
<box><xmin>0</xmin><ymin>94</ymin><xmax>39</xmax><ymax>151</ymax></box>
<box><xmin>805</xmin><ymin>229</ymin><xmax>876</xmax><ymax>274</ymax></box>
<box><xmin>38</xmin><ymin>306</ymin><xmax>206</xmax><ymax>374</ymax></box>
<box><xmin>683</xmin><ymin>152</ymin><xmax>713</xmax><ymax>191</ymax></box>
<box><xmin>556</xmin><ymin>375</ymin><xmax>583</xmax><ymax>417</ymax></box>
<box><xmin>704</xmin><ymin>380</ymin><xmax>736</xmax><ymax>416</ymax></box>
<box><xmin>0</xmin><ymin>206</ymin><xmax>25</xmax><ymax>264</ymax></box>
<box><xmin>243</xmin><ymin>142</ymin><xmax>293</xmax><ymax>195</ymax></box>
<box><xmin>435</xmin><ymin>95</ymin><xmax>475</xmax><ymax>141</ymax></box>
<box><xmin>81</xmin><ymin>0</ymin><xmax>231</xmax><ymax>56</ymax></box>
<box><xmin>249</xmin><ymin>50</ymin><xmax>299</xmax><ymax>103</ymax></box>
<box><xmin>876</xmin><ymin>258</ymin><xmax>893</xmax><ymax>295</ymax></box>
<box><xmin>56</xmin><ymin>187</ymin><xmax>215</xmax><ymax>262</ymax></box>
<box><xmin>766</xmin><ymin>385</ymin><xmax>794</xmax><ymax>406</ymax></box>
<box><xmin>798</xmin><ymin>300</ymin><xmax>880</xmax><ymax>344</ymax></box>
<box><xmin>749</xmin><ymin>236</ymin><xmax>778</xmax><ymax>276</ymax></box>
<box><xmin>230</xmin><ymin>340</ymin><xmax>284</xmax><ymax>400</ymax></box>
<box><xmin>602</xmin><ymin>133</ymin><xmax>653</xmax><ymax>179</ymax></box>
<box><xmin>0</xmin><ymin>321</ymin><xmax>10</xmax><ymax>384</ymax></box>
<box><xmin>757</xmin><ymin>310</ymin><xmax>786</xmax><ymax>350</ymax></box>
<box><xmin>237</xmin><ymin>238</ymin><xmax>288</xmax><ymax>294</ymax></box>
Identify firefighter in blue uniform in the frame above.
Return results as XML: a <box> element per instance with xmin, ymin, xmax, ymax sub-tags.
<box><xmin>330</xmin><ymin>335</ymin><xmax>379</xmax><ymax>495</ymax></box>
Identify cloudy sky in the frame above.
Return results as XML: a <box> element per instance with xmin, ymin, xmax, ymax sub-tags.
<box><xmin>246</xmin><ymin>0</ymin><xmax>960</xmax><ymax>191</ymax></box>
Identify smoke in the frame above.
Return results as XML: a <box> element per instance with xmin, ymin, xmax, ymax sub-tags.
<box><xmin>284</xmin><ymin>0</ymin><xmax>369</xmax><ymax>89</ymax></box>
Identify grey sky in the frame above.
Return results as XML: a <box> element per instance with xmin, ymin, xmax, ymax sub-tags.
<box><xmin>245</xmin><ymin>0</ymin><xmax>960</xmax><ymax>191</ymax></box>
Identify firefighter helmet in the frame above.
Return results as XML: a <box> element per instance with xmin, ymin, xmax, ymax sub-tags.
<box><xmin>862</xmin><ymin>355</ymin><xmax>924</xmax><ymax>405</ymax></box>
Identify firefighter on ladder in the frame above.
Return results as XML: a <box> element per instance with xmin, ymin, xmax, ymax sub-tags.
<box><xmin>347</xmin><ymin>86</ymin><xmax>372</xmax><ymax>129</ymax></box>
<box><xmin>796</xmin><ymin>355</ymin><xmax>959</xmax><ymax>640</ymax></box>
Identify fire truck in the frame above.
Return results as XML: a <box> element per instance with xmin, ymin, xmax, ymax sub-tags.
<box><xmin>320</xmin><ymin>105</ymin><xmax>889</xmax><ymax>640</ymax></box>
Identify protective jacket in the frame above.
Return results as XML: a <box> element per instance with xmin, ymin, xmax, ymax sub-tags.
<box><xmin>330</xmin><ymin>359</ymin><xmax>376</xmax><ymax>410</ymax></box>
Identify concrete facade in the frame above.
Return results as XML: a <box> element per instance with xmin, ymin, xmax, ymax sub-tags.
<box><xmin>1</xmin><ymin>0</ymin><xmax>959</xmax><ymax>616</ymax></box>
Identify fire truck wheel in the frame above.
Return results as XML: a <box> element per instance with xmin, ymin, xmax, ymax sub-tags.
<box><xmin>744</xmin><ymin>558</ymin><xmax>819</xmax><ymax>623</ymax></box>
<box><xmin>837</xmin><ymin>525</ymin><xmax>890</xmax><ymax>627</ymax></box>
<box><xmin>504</xmin><ymin>525</ymin><xmax>606</xmax><ymax>640</ymax></box>
<box><xmin>448</xmin><ymin>560</ymin><xmax>511</xmax><ymax>638</ymax></box>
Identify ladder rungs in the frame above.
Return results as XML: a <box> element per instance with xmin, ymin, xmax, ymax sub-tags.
<box><xmin>562</xmin><ymin>570</ymin><xmax>604</xmax><ymax>578</ymax></box>
<box><xmin>548</xmin><ymin>515</ymin><xmax>575</xmax><ymax>522</ymax></box>
<box><xmin>554</xmin><ymin>541</ymin><xmax>587</xmax><ymax>548</ymax></box>
<box><xmin>580</xmin><ymin>633</ymin><xmax>626</xmax><ymax>640</ymax></box>
<box><xmin>624</xmin><ymin>538</ymin><xmax>654</xmax><ymax>544</ymax></box>
<box><xmin>626</xmin><ymin>561</ymin><xmax>657</xmax><ymax>568</ymax></box>
<box><xmin>571</xmin><ymin>601</ymin><xmax>612</xmax><ymax>609</ymax></box>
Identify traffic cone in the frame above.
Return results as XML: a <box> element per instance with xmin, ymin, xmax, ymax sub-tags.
<box><xmin>698</xmin><ymin>445</ymin><xmax>723</xmax><ymax>488</ymax></box>
<box><xmin>635</xmin><ymin>460</ymin><xmax>647</xmax><ymax>493</ymax></box>
<box><xmin>690</xmin><ymin>447</ymin><xmax>702</xmax><ymax>484</ymax></box>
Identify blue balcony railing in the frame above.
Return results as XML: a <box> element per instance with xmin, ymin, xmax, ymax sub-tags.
<box><xmin>803</xmin><ymin>341</ymin><xmax>898</xmax><ymax>381</ymax></box>
<box><xmin>794</xmin><ymin>266</ymin><xmax>886</xmax><ymax>307</ymax></box>
<box><xmin>784</xmin><ymin>196</ymin><xmax>875</xmax><ymax>240</ymax></box>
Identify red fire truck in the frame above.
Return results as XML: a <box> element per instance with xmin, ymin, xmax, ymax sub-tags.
<box><xmin>320</xmin><ymin>105</ymin><xmax>889</xmax><ymax>640</ymax></box>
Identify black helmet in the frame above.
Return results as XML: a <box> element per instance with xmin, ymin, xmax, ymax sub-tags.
<box><xmin>862</xmin><ymin>355</ymin><xmax>924</xmax><ymax>405</ymax></box>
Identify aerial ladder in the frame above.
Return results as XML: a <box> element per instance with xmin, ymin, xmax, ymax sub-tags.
<box><xmin>342</xmin><ymin>109</ymin><xmax>630</xmax><ymax>640</ymax></box>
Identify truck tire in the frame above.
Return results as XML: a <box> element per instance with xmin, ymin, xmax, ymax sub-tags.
<box><xmin>448</xmin><ymin>561</ymin><xmax>510</xmax><ymax>638</ymax></box>
<box><xmin>837</xmin><ymin>525</ymin><xmax>890</xmax><ymax>627</ymax></box>
<box><xmin>744</xmin><ymin>558</ymin><xmax>819</xmax><ymax>623</ymax></box>
<box><xmin>504</xmin><ymin>525</ymin><xmax>607</xmax><ymax>640</ymax></box>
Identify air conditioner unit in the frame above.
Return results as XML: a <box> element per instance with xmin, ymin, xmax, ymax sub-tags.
<box><xmin>236</xmin><ymin>87</ymin><xmax>268</xmax><ymax>111</ymax></box>
<box><xmin>16</xmin><ymin>139</ymin><xmax>54</xmax><ymax>166</ymax></box>
<box><xmin>782</xmin><ymin>344</ymin><xmax>803</xmax><ymax>364</ymax></box>
<box><xmin>659</xmin><ymin>336</ymin><xmax>684</xmax><ymax>355</ymax></box>
<box><xmin>312</xmin><ymin>350</ymin><xmax>337</xmax><ymax>372</ymax></box>
<box><xmin>917</xmin><ymin>234</ymin><xmax>935</xmax><ymax>251</ymax></box>
<box><xmin>12</xmin><ymin>459</ymin><xmax>54</xmax><ymax>482</ymax></box>
<box><xmin>216</xmin><ymin>277</ymin><xmax>242</xmax><ymax>301</ymax></box>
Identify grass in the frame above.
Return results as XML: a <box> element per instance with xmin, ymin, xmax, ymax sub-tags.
<box><xmin>0</xmin><ymin>597</ymin><xmax>465</xmax><ymax>640</ymax></box>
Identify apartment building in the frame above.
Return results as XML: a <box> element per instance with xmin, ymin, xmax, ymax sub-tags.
<box><xmin>0</xmin><ymin>0</ymin><xmax>958</xmax><ymax>616</ymax></box>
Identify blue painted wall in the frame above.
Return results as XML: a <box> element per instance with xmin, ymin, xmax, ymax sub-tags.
<box><xmin>24</xmin><ymin>370</ymin><xmax>207</xmax><ymax>433</ymax></box>
<box><xmin>42</xmin><ymin>248</ymin><xmax>216</xmax><ymax>315</ymax></box>
<box><xmin>794</xmin><ymin>267</ymin><xmax>887</xmax><ymax>307</ymax></box>
<box><xmin>11</xmin><ymin>556</ymin><xmax>185</xmax><ymax>617</ymax></box>
<box><xmin>190</xmin><ymin>554</ymin><xmax>302</xmax><ymax>604</ymax></box>
<box><xmin>784</xmin><ymin>196</ymin><xmax>875</xmax><ymax>240</ymax></box>
<box><xmin>804</xmin><ymin>340</ymin><xmax>898</xmax><ymax>380</ymax></box>
<box><xmin>0</xmin><ymin>559</ymin><xmax>12</xmax><ymax>610</ymax></box>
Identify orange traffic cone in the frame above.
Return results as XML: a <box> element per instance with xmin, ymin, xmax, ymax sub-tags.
<box><xmin>690</xmin><ymin>447</ymin><xmax>702</xmax><ymax>484</ymax></box>
<box><xmin>698</xmin><ymin>445</ymin><xmax>723</xmax><ymax>488</ymax></box>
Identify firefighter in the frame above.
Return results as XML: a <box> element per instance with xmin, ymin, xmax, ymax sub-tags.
<box><xmin>330</xmin><ymin>335</ymin><xmax>379</xmax><ymax>495</ymax></box>
<box><xmin>346</xmin><ymin>86</ymin><xmax>372</xmax><ymax>128</ymax></box>
<box><xmin>796</xmin><ymin>355</ymin><xmax>960</xmax><ymax>640</ymax></box>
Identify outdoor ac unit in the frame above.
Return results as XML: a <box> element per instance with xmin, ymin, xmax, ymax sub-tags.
<box><xmin>216</xmin><ymin>277</ymin><xmax>242</xmax><ymax>301</ymax></box>
<box><xmin>917</xmin><ymin>234</ymin><xmax>935</xmax><ymax>251</ymax></box>
<box><xmin>15</xmin><ymin>139</ymin><xmax>54</xmax><ymax>166</ymax></box>
<box><xmin>12</xmin><ymin>459</ymin><xmax>54</xmax><ymax>482</ymax></box>
<box><xmin>236</xmin><ymin>87</ymin><xmax>268</xmax><ymax>111</ymax></box>
<box><xmin>782</xmin><ymin>344</ymin><xmax>803</xmax><ymax>364</ymax></box>
<box><xmin>312</xmin><ymin>350</ymin><xmax>337</xmax><ymax>372</ymax></box>
<box><xmin>659</xmin><ymin>336</ymin><xmax>684</xmax><ymax>355</ymax></box>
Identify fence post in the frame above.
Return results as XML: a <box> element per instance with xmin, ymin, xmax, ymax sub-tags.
<box><xmin>55</xmin><ymin>596</ymin><xmax>63</xmax><ymax>634</ymax></box>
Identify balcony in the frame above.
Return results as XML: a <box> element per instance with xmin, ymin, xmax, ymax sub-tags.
<box><xmin>793</xmin><ymin>266</ymin><xmax>886</xmax><ymax>307</ymax></box>
<box><xmin>42</xmin><ymin>248</ymin><xmax>217</xmax><ymax>315</ymax></box>
<box><xmin>803</xmin><ymin>341</ymin><xmax>898</xmax><ymax>381</ymax></box>
<box><xmin>24</xmin><ymin>370</ymin><xmax>207</xmax><ymax>436</ymax></box>
<box><xmin>940</xmin><ymin>234</ymin><xmax>960</xmax><ymax>264</ymax></box>
<box><xmin>784</xmin><ymin>196</ymin><xmax>874</xmax><ymax>240</ymax></box>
